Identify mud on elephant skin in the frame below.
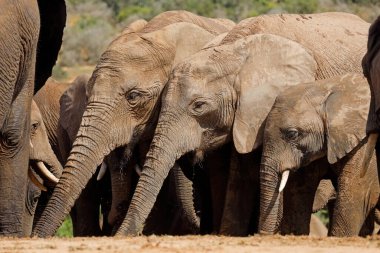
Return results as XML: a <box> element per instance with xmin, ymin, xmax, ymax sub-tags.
<box><xmin>0</xmin><ymin>0</ymin><xmax>65</xmax><ymax>236</ymax></box>
<box><xmin>260</xmin><ymin>74</ymin><xmax>379</xmax><ymax>237</ymax></box>
<box><xmin>112</xmin><ymin>13</ymin><xmax>370</xmax><ymax>236</ymax></box>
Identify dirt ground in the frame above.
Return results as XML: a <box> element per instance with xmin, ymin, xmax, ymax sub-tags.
<box><xmin>0</xmin><ymin>235</ymin><xmax>378</xmax><ymax>253</ymax></box>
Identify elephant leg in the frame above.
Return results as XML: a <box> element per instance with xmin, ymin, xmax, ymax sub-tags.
<box><xmin>330</xmin><ymin>142</ymin><xmax>380</xmax><ymax>236</ymax></box>
<box><xmin>4</xmin><ymin>56</ymin><xmax>35</xmax><ymax>236</ymax></box>
<box><xmin>281</xmin><ymin>159</ymin><xmax>328</xmax><ymax>235</ymax></box>
<box><xmin>204</xmin><ymin>144</ymin><xmax>231</xmax><ymax>234</ymax></box>
<box><xmin>220</xmin><ymin>148</ymin><xmax>260</xmax><ymax>236</ymax></box>
<box><xmin>70</xmin><ymin>173</ymin><xmax>102</xmax><ymax>236</ymax></box>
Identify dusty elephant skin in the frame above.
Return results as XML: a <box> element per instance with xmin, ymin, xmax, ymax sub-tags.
<box><xmin>0</xmin><ymin>0</ymin><xmax>65</xmax><ymax>236</ymax></box>
<box><xmin>111</xmin><ymin>12</ymin><xmax>370</xmax><ymax>236</ymax></box>
<box><xmin>261</xmin><ymin>74</ymin><xmax>379</xmax><ymax>236</ymax></box>
<box><xmin>32</xmin><ymin>11</ymin><xmax>235</xmax><ymax>237</ymax></box>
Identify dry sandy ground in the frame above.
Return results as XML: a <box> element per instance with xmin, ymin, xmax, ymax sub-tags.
<box><xmin>0</xmin><ymin>235</ymin><xmax>379</xmax><ymax>253</ymax></box>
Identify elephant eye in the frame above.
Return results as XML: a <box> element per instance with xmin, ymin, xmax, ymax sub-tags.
<box><xmin>192</xmin><ymin>101</ymin><xmax>207</xmax><ymax>113</ymax></box>
<box><xmin>284</xmin><ymin>128</ymin><xmax>299</xmax><ymax>141</ymax></box>
<box><xmin>31</xmin><ymin>122</ymin><xmax>39</xmax><ymax>134</ymax></box>
<box><xmin>126</xmin><ymin>90</ymin><xmax>142</xmax><ymax>103</ymax></box>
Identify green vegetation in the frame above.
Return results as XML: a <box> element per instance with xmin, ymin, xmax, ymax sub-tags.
<box><xmin>56</xmin><ymin>216</ymin><xmax>73</xmax><ymax>238</ymax></box>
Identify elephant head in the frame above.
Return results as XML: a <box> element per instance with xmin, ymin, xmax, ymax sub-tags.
<box><xmin>24</xmin><ymin>100</ymin><xmax>62</xmax><ymax>234</ymax></box>
<box><xmin>114</xmin><ymin>33</ymin><xmax>317</xmax><ymax>235</ymax></box>
<box><xmin>29</xmin><ymin>100</ymin><xmax>62</xmax><ymax>188</ymax></box>
<box><xmin>33</xmin><ymin>21</ymin><xmax>222</xmax><ymax>236</ymax></box>
<box><xmin>259</xmin><ymin>74</ymin><xmax>370</xmax><ymax>234</ymax></box>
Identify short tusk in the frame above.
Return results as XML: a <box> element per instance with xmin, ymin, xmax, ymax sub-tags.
<box><xmin>36</xmin><ymin>161</ymin><xmax>59</xmax><ymax>184</ymax></box>
<box><xmin>135</xmin><ymin>164</ymin><xmax>142</xmax><ymax>176</ymax></box>
<box><xmin>30</xmin><ymin>140</ymin><xmax>33</xmax><ymax>149</ymax></box>
<box><xmin>28</xmin><ymin>167</ymin><xmax>47</xmax><ymax>192</ymax></box>
<box><xmin>360</xmin><ymin>133</ymin><xmax>379</xmax><ymax>178</ymax></box>
<box><xmin>97</xmin><ymin>162</ymin><xmax>107</xmax><ymax>181</ymax></box>
<box><xmin>279</xmin><ymin>170</ymin><xmax>290</xmax><ymax>193</ymax></box>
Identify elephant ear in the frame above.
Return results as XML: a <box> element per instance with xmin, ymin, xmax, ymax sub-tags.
<box><xmin>35</xmin><ymin>0</ymin><xmax>66</xmax><ymax>93</ymax></box>
<box><xmin>59</xmin><ymin>75</ymin><xmax>90</xmax><ymax>145</ymax></box>
<box><xmin>233</xmin><ymin>34</ymin><xmax>317</xmax><ymax>154</ymax></box>
<box><xmin>324</xmin><ymin>75</ymin><xmax>370</xmax><ymax>164</ymax></box>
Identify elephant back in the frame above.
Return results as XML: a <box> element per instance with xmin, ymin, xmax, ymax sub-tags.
<box><xmin>221</xmin><ymin>12</ymin><xmax>369</xmax><ymax>80</ymax></box>
<box><xmin>34</xmin><ymin>78</ymin><xmax>71</xmax><ymax>154</ymax></box>
<box><xmin>141</xmin><ymin>10</ymin><xmax>235</xmax><ymax>35</ymax></box>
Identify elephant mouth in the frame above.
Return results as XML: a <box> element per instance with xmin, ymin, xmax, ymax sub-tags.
<box><xmin>29</xmin><ymin>160</ymin><xmax>59</xmax><ymax>191</ymax></box>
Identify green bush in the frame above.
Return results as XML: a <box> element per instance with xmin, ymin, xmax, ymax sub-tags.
<box><xmin>55</xmin><ymin>216</ymin><xmax>73</xmax><ymax>237</ymax></box>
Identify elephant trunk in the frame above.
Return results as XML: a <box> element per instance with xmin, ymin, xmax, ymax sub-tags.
<box><xmin>116</xmin><ymin>115</ymin><xmax>197</xmax><ymax>235</ymax></box>
<box><xmin>172</xmin><ymin>164</ymin><xmax>200</xmax><ymax>234</ymax></box>
<box><xmin>259</xmin><ymin>157</ymin><xmax>281</xmax><ymax>234</ymax></box>
<box><xmin>32</xmin><ymin>103</ymin><xmax>114</xmax><ymax>237</ymax></box>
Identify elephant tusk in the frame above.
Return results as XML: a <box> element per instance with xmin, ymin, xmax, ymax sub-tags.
<box><xmin>36</xmin><ymin>161</ymin><xmax>59</xmax><ymax>184</ymax></box>
<box><xmin>135</xmin><ymin>164</ymin><xmax>142</xmax><ymax>176</ymax></box>
<box><xmin>28</xmin><ymin>167</ymin><xmax>47</xmax><ymax>192</ymax></box>
<box><xmin>360</xmin><ymin>133</ymin><xmax>379</xmax><ymax>178</ymax></box>
<box><xmin>279</xmin><ymin>170</ymin><xmax>290</xmax><ymax>193</ymax></box>
<box><xmin>30</xmin><ymin>140</ymin><xmax>33</xmax><ymax>149</ymax></box>
<box><xmin>97</xmin><ymin>162</ymin><xmax>107</xmax><ymax>181</ymax></box>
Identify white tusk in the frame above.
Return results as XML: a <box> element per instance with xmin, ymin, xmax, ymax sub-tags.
<box><xmin>135</xmin><ymin>164</ymin><xmax>142</xmax><ymax>176</ymax></box>
<box><xmin>36</xmin><ymin>161</ymin><xmax>59</xmax><ymax>184</ymax></box>
<box><xmin>97</xmin><ymin>162</ymin><xmax>107</xmax><ymax>181</ymax></box>
<box><xmin>30</xmin><ymin>140</ymin><xmax>33</xmax><ymax>149</ymax></box>
<box><xmin>360</xmin><ymin>133</ymin><xmax>378</xmax><ymax>178</ymax></box>
<box><xmin>28</xmin><ymin>167</ymin><xmax>47</xmax><ymax>192</ymax></box>
<box><xmin>279</xmin><ymin>170</ymin><xmax>290</xmax><ymax>193</ymax></box>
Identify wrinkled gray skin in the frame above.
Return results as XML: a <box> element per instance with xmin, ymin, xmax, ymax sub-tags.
<box><xmin>0</xmin><ymin>0</ymin><xmax>65</xmax><ymax>236</ymax></box>
<box><xmin>33</xmin><ymin>10</ymin><xmax>235</xmax><ymax>237</ymax></box>
<box><xmin>262</xmin><ymin>74</ymin><xmax>379</xmax><ymax>236</ymax></box>
<box><xmin>113</xmin><ymin>13</ymin><xmax>370</xmax><ymax>236</ymax></box>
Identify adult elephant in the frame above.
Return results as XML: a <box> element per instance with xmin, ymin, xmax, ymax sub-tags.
<box><xmin>33</xmin><ymin>11</ymin><xmax>235</xmax><ymax>237</ymax></box>
<box><xmin>0</xmin><ymin>0</ymin><xmax>65</xmax><ymax>236</ymax></box>
<box><xmin>261</xmin><ymin>74</ymin><xmax>379</xmax><ymax>236</ymax></box>
<box><xmin>106</xmin><ymin>12</ymin><xmax>369</xmax><ymax>236</ymax></box>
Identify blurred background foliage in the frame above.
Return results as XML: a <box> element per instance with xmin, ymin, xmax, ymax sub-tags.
<box><xmin>54</xmin><ymin>0</ymin><xmax>380</xmax><ymax>73</ymax></box>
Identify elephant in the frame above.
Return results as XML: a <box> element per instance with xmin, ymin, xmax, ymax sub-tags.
<box><xmin>24</xmin><ymin>100</ymin><xmax>62</xmax><ymax>235</ymax></box>
<box><xmin>261</xmin><ymin>73</ymin><xmax>379</xmax><ymax>236</ymax></box>
<box><xmin>99</xmin><ymin>12</ymin><xmax>370</xmax><ymax>236</ymax></box>
<box><xmin>0</xmin><ymin>0</ymin><xmax>65</xmax><ymax>236</ymax></box>
<box><xmin>33</xmin><ymin>11</ymin><xmax>235</xmax><ymax>237</ymax></box>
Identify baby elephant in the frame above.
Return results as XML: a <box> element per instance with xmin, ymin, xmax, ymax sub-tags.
<box><xmin>259</xmin><ymin>73</ymin><xmax>379</xmax><ymax>236</ymax></box>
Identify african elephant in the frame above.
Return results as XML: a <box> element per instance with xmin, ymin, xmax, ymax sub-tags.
<box><xmin>0</xmin><ymin>0</ymin><xmax>65</xmax><ymax>236</ymax></box>
<box><xmin>32</xmin><ymin>75</ymin><xmax>102</xmax><ymax>236</ymax></box>
<box><xmin>33</xmin><ymin>11</ymin><xmax>235</xmax><ymax>237</ymax></box>
<box><xmin>105</xmin><ymin>12</ymin><xmax>369</xmax><ymax>236</ymax></box>
<box><xmin>24</xmin><ymin>100</ymin><xmax>62</xmax><ymax>235</ymax></box>
<box><xmin>261</xmin><ymin>74</ymin><xmax>379</xmax><ymax>236</ymax></box>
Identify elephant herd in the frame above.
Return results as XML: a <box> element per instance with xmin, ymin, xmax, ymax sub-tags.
<box><xmin>1</xmin><ymin>1</ymin><xmax>380</xmax><ymax>238</ymax></box>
